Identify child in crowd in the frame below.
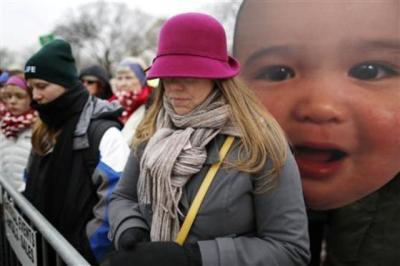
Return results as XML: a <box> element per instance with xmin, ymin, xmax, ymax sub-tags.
<box><xmin>0</xmin><ymin>75</ymin><xmax>35</xmax><ymax>192</ymax></box>
<box><xmin>233</xmin><ymin>0</ymin><xmax>400</xmax><ymax>265</ymax></box>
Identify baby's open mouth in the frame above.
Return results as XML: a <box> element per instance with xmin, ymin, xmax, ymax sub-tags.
<box><xmin>293</xmin><ymin>145</ymin><xmax>349</xmax><ymax>178</ymax></box>
<box><xmin>294</xmin><ymin>146</ymin><xmax>348</xmax><ymax>162</ymax></box>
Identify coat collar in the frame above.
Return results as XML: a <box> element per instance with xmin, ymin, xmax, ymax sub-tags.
<box><xmin>73</xmin><ymin>96</ymin><xmax>123</xmax><ymax>150</ymax></box>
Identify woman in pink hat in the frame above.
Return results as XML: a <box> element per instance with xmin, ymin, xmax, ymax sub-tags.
<box><xmin>105</xmin><ymin>12</ymin><xmax>310</xmax><ymax>266</ymax></box>
<box><xmin>0</xmin><ymin>75</ymin><xmax>36</xmax><ymax>192</ymax></box>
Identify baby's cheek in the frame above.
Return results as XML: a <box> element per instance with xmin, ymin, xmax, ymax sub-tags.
<box><xmin>395</xmin><ymin>111</ymin><xmax>400</xmax><ymax>145</ymax></box>
<box><xmin>358</xmin><ymin>105</ymin><xmax>400</xmax><ymax>148</ymax></box>
<box><xmin>352</xmin><ymin>104</ymin><xmax>400</xmax><ymax>174</ymax></box>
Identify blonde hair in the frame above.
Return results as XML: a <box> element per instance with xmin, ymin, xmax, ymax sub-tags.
<box><xmin>133</xmin><ymin>77</ymin><xmax>288</xmax><ymax>193</ymax></box>
<box><xmin>31</xmin><ymin>119</ymin><xmax>59</xmax><ymax>156</ymax></box>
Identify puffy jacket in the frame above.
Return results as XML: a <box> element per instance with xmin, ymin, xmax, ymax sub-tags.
<box><xmin>0</xmin><ymin>128</ymin><xmax>31</xmax><ymax>192</ymax></box>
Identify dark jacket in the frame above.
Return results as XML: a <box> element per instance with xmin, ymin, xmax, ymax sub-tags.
<box><xmin>24</xmin><ymin>97</ymin><xmax>130</xmax><ymax>264</ymax></box>
<box><xmin>324</xmin><ymin>173</ymin><xmax>400</xmax><ymax>266</ymax></box>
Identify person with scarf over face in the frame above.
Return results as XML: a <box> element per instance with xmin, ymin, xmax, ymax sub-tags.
<box><xmin>104</xmin><ymin>13</ymin><xmax>310</xmax><ymax>266</ymax></box>
<box><xmin>114</xmin><ymin>59</ymin><xmax>152</xmax><ymax>124</ymax></box>
<box><xmin>23</xmin><ymin>39</ymin><xmax>130</xmax><ymax>265</ymax></box>
<box><xmin>0</xmin><ymin>75</ymin><xmax>36</xmax><ymax>192</ymax></box>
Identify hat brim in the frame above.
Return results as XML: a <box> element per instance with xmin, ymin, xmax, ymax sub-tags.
<box><xmin>146</xmin><ymin>54</ymin><xmax>240</xmax><ymax>80</ymax></box>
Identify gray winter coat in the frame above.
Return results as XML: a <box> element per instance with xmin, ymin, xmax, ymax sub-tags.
<box><xmin>109</xmin><ymin>135</ymin><xmax>310</xmax><ymax>266</ymax></box>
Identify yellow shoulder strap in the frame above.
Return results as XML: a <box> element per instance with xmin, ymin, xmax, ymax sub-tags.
<box><xmin>175</xmin><ymin>136</ymin><xmax>235</xmax><ymax>245</ymax></box>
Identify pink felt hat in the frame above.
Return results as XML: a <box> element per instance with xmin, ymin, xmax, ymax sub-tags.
<box><xmin>147</xmin><ymin>12</ymin><xmax>240</xmax><ymax>80</ymax></box>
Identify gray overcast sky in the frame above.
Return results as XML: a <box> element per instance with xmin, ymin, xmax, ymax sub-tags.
<box><xmin>0</xmin><ymin>0</ymin><xmax>222</xmax><ymax>53</ymax></box>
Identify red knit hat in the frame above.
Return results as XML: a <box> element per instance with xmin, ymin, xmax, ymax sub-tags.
<box><xmin>147</xmin><ymin>12</ymin><xmax>240</xmax><ymax>80</ymax></box>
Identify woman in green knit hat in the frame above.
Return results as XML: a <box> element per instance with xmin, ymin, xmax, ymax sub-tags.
<box><xmin>23</xmin><ymin>39</ymin><xmax>130</xmax><ymax>265</ymax></box>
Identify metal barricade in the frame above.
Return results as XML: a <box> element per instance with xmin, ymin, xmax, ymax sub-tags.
<box><xmin>0</xmin><ymin>176</ymin><xmax>90</xmax><ymax>266</ymax></box>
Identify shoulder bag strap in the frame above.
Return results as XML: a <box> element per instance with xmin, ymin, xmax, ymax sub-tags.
<box><xmin>175</xmin><ymin>135</ymin><xmax>235</xmax><ymax>245</ymax></box>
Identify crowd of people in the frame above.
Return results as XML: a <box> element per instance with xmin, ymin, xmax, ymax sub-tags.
<box><xmin>0</xmin><ymin>0</ymin><xmax>399</xmax><ymax>265</ymax></box>
<box><xmin>0</xmin><ymin>42</ymin><xmax>154</xmax><ymax>264</ymax></box>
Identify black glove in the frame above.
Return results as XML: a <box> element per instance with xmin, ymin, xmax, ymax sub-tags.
<box><xmin>101</xmin><ymin>241</ymin><xmax>202</xmax><ymax>266</ymax></box>
<box><xmin>118</xmin><ymin>227</ymin><xmax>150</xmax><ymax>250</ymax></box>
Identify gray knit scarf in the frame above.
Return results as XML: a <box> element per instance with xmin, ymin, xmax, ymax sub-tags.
<box><xmin>138</xmin><ymin>89</ymin><xmax>241</xmax><ymax>241</ymax></box>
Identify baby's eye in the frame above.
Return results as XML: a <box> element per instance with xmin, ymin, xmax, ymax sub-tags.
<box><xmin>254</xmin><ymin>65</ymin><xmax>295</xmax><ymax>81</ymax></box>
<box><xmin>348</xmin><ymin>62</ymin><xmax>398</xmax><ymax>80</ymax></box>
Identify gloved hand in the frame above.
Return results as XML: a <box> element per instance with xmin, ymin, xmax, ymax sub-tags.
<box><xmin>118</xmin><ymin>227</ymin><xmax>150</xmax><ymax>250</ymax></box>
<box><xmin>101</xmin><ymin>241</ymin><xmax>202</xmax><ymax>266</ymax></box>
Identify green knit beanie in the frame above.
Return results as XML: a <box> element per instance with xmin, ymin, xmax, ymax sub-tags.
<box><xmin>24</xmin><ymin>39</ymin><xmax>79</xmax><ymax>89</ymax></box>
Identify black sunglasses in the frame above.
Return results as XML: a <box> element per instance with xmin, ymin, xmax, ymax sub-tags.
<box><xmin>82</xmin><ymin>79</ymin><xmax>99</xmax><ymax>85</ymax></box>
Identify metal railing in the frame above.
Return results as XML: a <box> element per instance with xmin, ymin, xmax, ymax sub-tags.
<box><xmin>0</xmin><ymin>175</ymin><xmax>90</xmax><ymax>266</ymax></box>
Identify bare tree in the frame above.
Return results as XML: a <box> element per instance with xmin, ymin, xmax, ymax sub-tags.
<box><xmin>202</xmin><ymin>1</ymin><xmax>242</xmax><ymax>52</ymax></box>
<box><xmin>138</xmin><ymin>18</ymin><xmax>166</xmax><ymax>66</ymax></box>
<box><xmin>52</xmin><ymin>1</ymin><xmax>161</xmax><ymax>74</ymax></box>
